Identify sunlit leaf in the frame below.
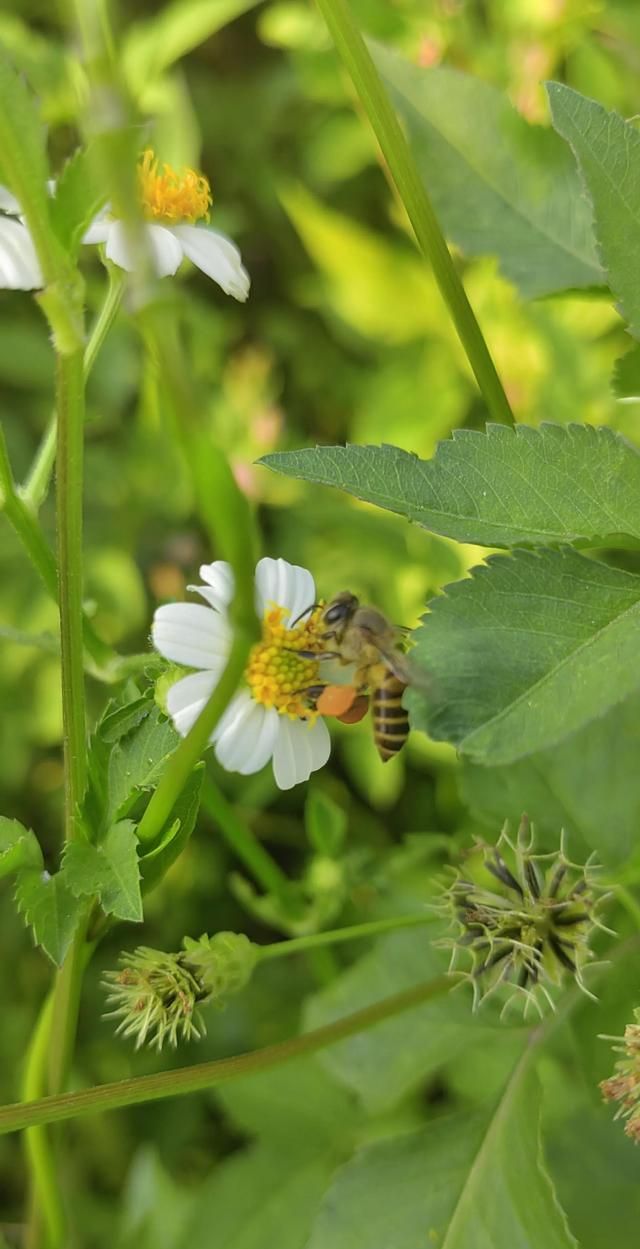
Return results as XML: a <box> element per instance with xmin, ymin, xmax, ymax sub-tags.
<box><xmin>261</xmin><ymin>424</ymin><xmax>640</xmax><ymax>549</ymax></box>
<box><xmin>408</xmin><ymin>548</ymin><xmax>640</xmax><ymax>766</ymax></box>
<box><xmin>374</xmin><ymin>44</ymin><xmax>602</xmax><ymax>299</ymax></box>
<box><xmin>548</xmin><ymin>83</ymin><xmax>640</xmax><ymax>338</ymax></box>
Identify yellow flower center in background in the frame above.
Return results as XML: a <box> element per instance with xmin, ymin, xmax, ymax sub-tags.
<box><xmin>245</xmin><ymin>605</ymin><xmax>323</xmax><ymax>718</ymax></box>
<box><xmin>137</xmin><ymin>149</ymin><xmax>212</xmax><ymax>225</ymax></box>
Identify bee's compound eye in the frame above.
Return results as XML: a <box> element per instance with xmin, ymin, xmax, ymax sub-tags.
<box><xmin>324</xmin><ymin>603</ymin><xmax>347</xmax><ymax>626</ymax></box>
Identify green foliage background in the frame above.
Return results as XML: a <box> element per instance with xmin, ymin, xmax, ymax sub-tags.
<box><xmin>2</xmin><ymin>0</ymin><xmax>640</xmax><ymax>1245</ymax></box>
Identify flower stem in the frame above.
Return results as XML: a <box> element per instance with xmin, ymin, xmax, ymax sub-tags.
<box><xmin>55</xmin><ymin>350</ymin><xmax>87</xmax><ymax>842</ymax></box>
<box><xmin>201</xmin><ymin>776</ymin><xmax>293</xmax><ymax>902</ymax></box>
<box><xmin>23</xmin><ymin>268</ymin><xmax>125</xmax><ymax>512</ymax></box>
<box><xmin>0</xmin><ymin>975</ymin><xmax>454</xmax><ymax>1136</ymax></box>
<box><xmin>257</xmin><ymin>910</ymin><xmax>438</xmax><ymax>960</ymax></box>
<box><xmin>313</xmin><ymin>0</ymin><xmax>514</xmax><ymax>427</ymax></box>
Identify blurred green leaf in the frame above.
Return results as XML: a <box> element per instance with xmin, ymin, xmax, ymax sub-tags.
<box><xmin>304</xmin><ymin>929</ymin><xmax>500</xmax><ymax>1113</ymax></box>
<box><xmin>374</xmin><ymin>46</ymin><xmax>602</xmax><ymax>299</ymax></box>
<box><xmin>50</xmin><ymin>145</ymin><xmax>106</xmax><ymax>258</ymax></box>
<box><xmin>0</xmin><ymin>45</ymin><xmax>49</xmax><ymax>212</ymax></box>
<box><xmin>0</xmin><ymin>16</ymin><xmax>77</xmax><ymax>124</ymax></box>
<box><xmin>460</xmin><ymin>689</ymin><xmax>640</xmax><ymax>865</ymax></box>
<box><xmin>261</xmin><ymin>424</ymin><xmax>640</xmax><ymax>548</ymax></box>
<box><xmin>217</xmin><ymin>1054</ymin><xmax>361</xmax><ymax>1148</ymax></box>
<box><xmin>0</xmin><ymin>815</ymin><xmax>42</xmax><ymax>880</ymax></box>
<box><xmin>548</xmin><ymin>83</ymin><xmax>640</xmax><ymax>338</ymax></box>
<box><xmin>122</xmin><ymin>0</ymin><xmax>261</xmax><ymax>92</ymax></box>
<box><xmin>305</xmin><ymin>787</ymin><xmax>347</xmax><ymax>856</ymax></box>
<box><xmin>14</xmin><ymin>868</ymin><xmax>83</xmax><ymax>965</ymax></box>
<box><xmin>306</xmin><ymin>1066</ymin><xmax>577</xmax><ymax>1249</ymax></box>
<box><xmin>548</xmin><ymin>1106</ymin><xmax>640</xmax><ymax>1249</ymax></box>
<box><xmin>409</xmin><ymin>548</ymin><xmax>640</xmax><ymax>766</ymax></box>
<box><xmin>613</xmin><ymin>345</ymin><xmax>640</xmax><ymax>401</ymax></box>
<box><xmin>64</xmin><ymin>820</ymin><xmax>142</xmax><ymax>923</ymax></box>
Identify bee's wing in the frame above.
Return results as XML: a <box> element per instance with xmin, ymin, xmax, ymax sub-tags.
<box><xmin>376</xmin><ymin>641</ymin><xmax>432</xmax><ymax>693</ymax></box>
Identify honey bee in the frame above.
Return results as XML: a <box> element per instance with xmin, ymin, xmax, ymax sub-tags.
<box><xmin>302</xmin><ymin>591</ymin><xmax>416</xmax><ymax>762</ymax></box>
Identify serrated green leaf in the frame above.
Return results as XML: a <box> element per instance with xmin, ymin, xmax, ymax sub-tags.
<box><xmin>613</xmin><ymin>345</ymin><xmax>640</xmax><ymax>401</ymax></box>
<box><xmin>460</xmin><ymin>688</ymin><xmax>640</xmax><ymax>865</ymax></box>
<box><xmin>0</xmin><ymin>816</ymin><xmax>42</xmax><ymax>880</ymax></box>
<box><xmin>49</xmin><ymin>145</ymin><xmax>107</xmax><ymax>258</ymax></box>
<box><xmin>64</xmin><ymin>820</ymin><xmax>142</xmax><ymax>922</ymax></box>
<box><xmin>261</xmin><ymin>424</ymin><xmax>640</xmax><ymax>549</ymax></box>
<box><xmin>408</xmin><ymin>548</ymin><xmax>640</xmax><ymax>766</ymax></box>
<box><xmin>122</xmin><ymin>0</ymin><xmax>260</xmax><ymax>93</ymax></box>
<box><xmin>374</xmin><ymin>45</ymin><xmax>602</xmax><ymax>299</ymax></box>
<box><xmin>548</xmin><ymin>83</ymin><xmax>640</xmax><ymax>339</ymax></box>
<box><xmin>307</xmin><ymin>1064</ymin><xmax>577</xmax><ymax>1249</ymax></box>
<box><xmin>139</xmin><ymin>764</ymin><xmax>204</xmax><ymax>891</ymax></box>
<box><xmin>106</xmin><ymin>704</ymin><xmax>179</xmax><ymax>828</ymax></box>
<box><xmin>14</xmin><ymin>869</ymin><xmax>83</xmax><ymax>965</ymax></box>
<box><xmin>304</xmin><ymin>929</ymin><xmax>503</xmax><ymax>1113</ymax></box>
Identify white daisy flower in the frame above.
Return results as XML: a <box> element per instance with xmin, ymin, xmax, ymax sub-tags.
<box><xmin>0</xmin><ymin>186</ymin><xmax>43</xmax><ymax>290</ymax></box>
<box><xmin>83</xmin><ymin>149</ymin><xmax>249</xmax><ymax>300</ymax></box>
<box><xmin>152</xmin><ymin>557</ymin><xmax>331</xmax><ymax>790</ymax></box>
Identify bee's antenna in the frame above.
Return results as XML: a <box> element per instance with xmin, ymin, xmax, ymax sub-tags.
<box><xmin>290</xmin><ymin>602</ymin><xmax>319</xmax><ymax>627</ymax></box>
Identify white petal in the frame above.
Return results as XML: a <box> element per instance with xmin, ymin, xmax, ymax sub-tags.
<box><xmin>152</xmin><ymin>602</ymin><xmax>231</xmax><ymax>669</ymax></box>
<box><xmin>272</xmin><ymin>717</ymin><xmax>331</xmax><ymax>790</ymax></box>
<box><xmin>213</xmin><ymin>691</ymin><xmax>271</xmax><ymax>773</ymax></box>
<box><xmin>82</xmin><ymin>210</ymin><xmax>112</xmax><ymax>244</ymax></box>
<box><xmin>254</xmin><ymin>557</ymin><xmax>315</xmax><ymax>627</ymax></box>
<box><xmin>172</xmin><ymin>224</ymin><xmax>250</xmax><ymax>301</ymax></box>
<box><xmin>166</xmin><ymin>670</ymin><xmax>218</xmax><ymax>736</ymax></box>
<box><xmin>0</xmin><ymin>217</ymin><xmax>43</xmax><ymax>289</ymax></box>
<box><xmin>105</xmin><ymin>221</ymin><xmax>184</xmax><ymax>278</ymax></box>
<box><xmin>189</xmin><ymin>561</ymin><xmax>235</xmax><ymax>612</ymax></box>
<box><xmin>0</xmin><ymin>185</ymin><xmax>21</xmax><ymax>214</ymax></box>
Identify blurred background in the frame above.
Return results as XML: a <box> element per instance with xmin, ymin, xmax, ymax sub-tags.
<box><xmin>1</xmin><ymin>1</ymin><xmax>640</xmax><ymax>1245</ymax></box>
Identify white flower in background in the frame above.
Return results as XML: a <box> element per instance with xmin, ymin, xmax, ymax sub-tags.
<box><xmin>0</xmin><ymin>186</ymin><xmax>43</xmax><ymax>290</ymax></box>
<box><xmin>152</xmin><ymin>558</ymin><xmax>331</xmax><ymax>790</ymax></box>
<box><xmin>83</xmin><ymin>149</ymin><xmax>249</xmax><ymax>300</ymax></box>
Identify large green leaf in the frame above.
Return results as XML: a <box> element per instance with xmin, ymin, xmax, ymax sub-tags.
<box><xmin>307</xmin><ymin>1064</ymin><xmax>577</xmax><ymax>1249</ymax></box>
<box><xmin>548</xmin><ymin>83</ymin><xmax>640</xmax><ymax>339</ymax></box>
<box><xmin>260</xmin><ymin>424</ymin><xmax>640</xmax><ymax>549</ymax></box>
<box><xmin>409</xmin><ymin>548</ymin><xmax>640</xmax><ymax>766</ymax></box>
<box><xmin>460</xmin><ymin>688</ymin><xmax>640</xmax><ymax>865</ymax></box>
<box><xmin>304</xmin><ymin>929</ymin><xmax>504</xmax><ymax>1113</ymax></box>
<box><xmin>14</xmin><ymin>868</ymin><xmax>83</xmax><ymax>966</ymax></box>
<box><xmin>63</xmin><ymin>820</ymin><xmax>142</xmax><ymax>923</ymax></box>
<box><xmin>373</xmin><ymin>45</ymin><xmax>602</xmax><ymax>299</ymax></box>
<box><xmin>122</xmin><ymin>0</ymin><xmax>260</xmax><ymax>93</ymax></box>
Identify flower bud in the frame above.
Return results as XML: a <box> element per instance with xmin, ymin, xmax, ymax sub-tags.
<box><xmin>440</xmin><ymin>815</ymin><xmax>607</xmax><ymax>1016</ymax></box>
<box><xmin>601</xmin><ymin>1012</ymin><xmax>640</xmax><ymax>1142</ymax></box>
<box><xmin>103</xmin><ymin>931</ymin><xmax>256</xmax><ymax>1051</ymax></box>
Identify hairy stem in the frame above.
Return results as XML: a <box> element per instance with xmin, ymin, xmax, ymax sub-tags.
<box><xmin>0</xmin><ymin>976</ymin><xmax>453</xmax><ymax>1135</ymax></box>
<box><xmin>314</xmin><ymin>0</ymin><xmax>514</xmax><ymax>427</ymax></box>
<box><xmin>22</xmin><ymin>997</ymin><xmax>64</xmax><ymax>1249</ymax></box>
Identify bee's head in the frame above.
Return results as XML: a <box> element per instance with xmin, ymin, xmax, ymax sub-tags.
<box><xmin>322</xmin><ymin>591</ymin><xmax>359</xmax><ymax>631</ymax></box>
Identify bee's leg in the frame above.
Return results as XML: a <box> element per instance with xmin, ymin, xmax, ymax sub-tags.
<box><xmin>287</xmin><ymin>648</ymin><xmax>342</xmax><ymax>661</ymax></box>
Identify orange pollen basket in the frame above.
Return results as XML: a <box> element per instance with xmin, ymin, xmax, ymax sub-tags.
<box><xmin>244</xmin><ymin>604</ymin><xmax>323</xmax><ymax>719</ymax></box>
<box><xmin>137</xmin><ymin>149</ymin><xmax>212</xmax><ymax>225</ymax></box>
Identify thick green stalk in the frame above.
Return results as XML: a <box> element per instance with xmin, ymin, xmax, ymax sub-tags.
<box><xmin>24</xmin><ymin>268</ymin><xmax>125</xmax><ymax>512</ymax></box>
<box><xmin>0</xmin><ymin>976</ymin><xmax>452</xmax><ymax>1135</ymax></box>
<box><xmin>55</xmin><ymin>351</ymin><xmax>87</xmax><ymax>842</ymax></box>
<box><xmin>314</xmin><ymin>0</ymin><xmax>514</xmax><ymax>427</ymax></box>
<box><xmin>257</xmin><ymin>910</ymin><xmax>438</xmax><ymax>960</ymax></box>
<box><xmin>22</xmin><ymin>997</ymin><xmax>64</xmax><ymax>1249</ymax></box>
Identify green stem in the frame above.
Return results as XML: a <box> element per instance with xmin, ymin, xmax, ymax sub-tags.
<box><xmin>23</xmin><ymin>268</ymin><xmax>125</xmax><ymax>512</ymax></box>
<box><xmin>314</xmin><ymin>0</ymin><xmax>514</xmax><ymax>427</ymax></box>
<box><xmin>22</xmin><ymin>997</ymin><xmax>64</xmax><ymax>1249</ymax></box>
<box><xmin>258</xmin><ymin>910</ymin><xmax>438</xmax><ymax>960</ymax></box>
<box><xmin>201</xmin><ymin>776</ymin><xmax>292</xmax><ymax>902</ymax></box>
<box><xmin>0</xmin><ymin>976</ymin><xmax>453</xmax><ymax>1136</ymax></box>
<box><xmin>136</xmin><ymin>630</ymin><xmax>253</xmax><ymax>846</ymax></box>
<box><xmin>55</xmin><ymin>350</ymin><xmax>87</xmax><ymax>842</ymax></box>
<box><xmin>47</xmin><ymin>908</ymin><xmax>92</xmax><ymax>1098</ymax></box>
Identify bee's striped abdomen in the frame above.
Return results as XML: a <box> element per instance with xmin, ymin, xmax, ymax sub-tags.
<box><xmin>372</xmin><ymin>674</ymin><xmax>409</xmax><ymax>762</ymax></box>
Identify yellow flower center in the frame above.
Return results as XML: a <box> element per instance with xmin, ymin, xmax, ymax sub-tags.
<box><xmin>245</xmin><ymin>604</ymin><xmax>323</xmax><ymax>719</ymax></box>
<box><xmin>137</xmin><ymin>149</ymin><xmax>212</xmax><ymax>225</ymax></box>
